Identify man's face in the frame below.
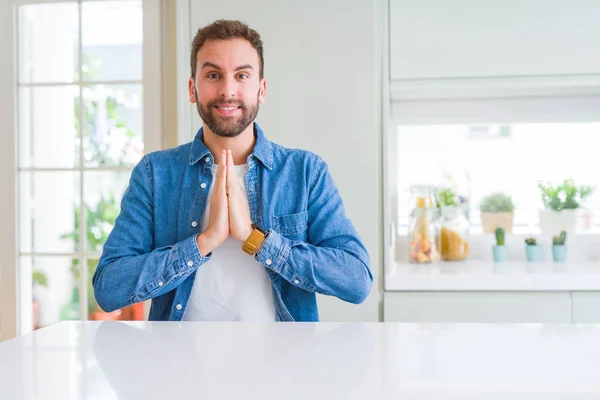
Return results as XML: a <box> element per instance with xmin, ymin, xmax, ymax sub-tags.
<box><xmin>188</xmin><ymin>38</ymin><xmax>266</xmax><ymax>138</ymax></box>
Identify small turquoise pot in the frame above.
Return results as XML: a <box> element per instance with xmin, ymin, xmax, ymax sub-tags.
<box><xmin>552</xmin><ymin>245</ymin><xmax>568</xmax><ymax>262</ymax></box>
<box><xmin>492</xmin><ymin>245</ymin><xmax>508</xmax><ymax>262</ymax></box>
<box><xmin>525</xmin><ymin>245</ymin><xmax>542</xmax><ymax>262</ymax></box>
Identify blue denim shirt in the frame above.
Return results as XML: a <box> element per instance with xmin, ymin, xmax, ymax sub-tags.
<box><xmin>93</xmin><ymin>123</ymin><xmax>372</xmax><ymax>321</ymax></box>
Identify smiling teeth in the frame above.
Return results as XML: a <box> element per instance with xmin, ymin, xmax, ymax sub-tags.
<box><xmin>219</xmin><ymin>106</ymin><xmax>236</xmax><ymax>110</ymax></box>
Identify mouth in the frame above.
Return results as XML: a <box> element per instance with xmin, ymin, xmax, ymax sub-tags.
<box><xmin>213</xmin><ymin>104</ymin><xmax>242</xmax><ymax>116</ymax></box>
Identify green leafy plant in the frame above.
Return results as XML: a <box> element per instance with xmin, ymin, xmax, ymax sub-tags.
<box><xmin>552</xmin><ymin>230</ymin><xmax>567</xmax><ymax>246</ymax></box>
<box><xmin>495</xmin><ymin>227</ymin><xmax>505</xmax><ymax>246</ymax></box>
<box><xmin>436</xmin><ymin>187</ymin><xmax>459</xmax><ymax>208</ymax></box>
<box><xmin>525</xmin><ymin>237</ymin><xmax>537</xmax><ymax>246</ymax></box>
<box><xmin>61</xmin><ymin>193</ymin><xmax>120</xmax><ymax>315</ymax></box>
<box><xmin>537</xmin><ymin>179</ymin><xmax>593</xmax><ymax>211</ymax></box>
<box><xmin>32</xmin><ymin>269</ymin><xmax>48</xmax><ymax>288</ymax></box>
<box><xmin>480</xmin><ymin>192</ymin><xmax>515</xmax><ymax>213</ymax></box>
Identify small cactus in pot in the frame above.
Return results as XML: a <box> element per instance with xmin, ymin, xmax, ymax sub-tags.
<box><xmin>492</xmin><ymin>227</ymin><xmax>508</xmax><ymax>262</ymax></box>
<box><xmin>525</xmin><ymin>237</ymin><xmax>542</xmax><ymax>262</ymax></box>
<box><xmin>551</xmin><ymin>230</ymin><xmax>568</xmax><ymax>262</ymax></box>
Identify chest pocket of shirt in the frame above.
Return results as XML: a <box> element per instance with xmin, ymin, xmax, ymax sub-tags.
<box><xmin>271</xmin><ymin>210</ymin><xmax>308</xmax><ymax>240</ymax></box>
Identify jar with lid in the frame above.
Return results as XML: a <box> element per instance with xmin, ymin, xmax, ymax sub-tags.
<box><xmin>440</xmin><ymin>205</ymin><xmax>470</xmax><ymax>261</ymax></box>
<box><xmin>408</xmin><ymin>185</ymin><xmax>441</xmax><ymax>264</ymax></box>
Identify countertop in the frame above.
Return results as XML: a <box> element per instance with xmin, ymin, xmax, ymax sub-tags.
<box><xmin>2</xmin><ymin>321</ymin><xmax>600</xmax><ymax>399</ymax></box>
<box><xmin>386</xmin><ymin>260</ymin><xmax>600</xmax><ymax>291</ymax></box>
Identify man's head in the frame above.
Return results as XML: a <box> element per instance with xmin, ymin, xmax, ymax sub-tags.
<box><xmin>188</xmin><ymin>20</ymin><xmax>266</xmax><ymax>138</ymax></box>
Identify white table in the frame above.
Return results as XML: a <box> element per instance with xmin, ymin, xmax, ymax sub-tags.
<box><xmin>1</xmin><ymin>321</ymin><xmax>600</xmax><ymax>399</ymax></box>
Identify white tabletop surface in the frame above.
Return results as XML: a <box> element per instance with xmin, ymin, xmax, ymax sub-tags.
<box><xmin>386</xmin><ymin>261</ymin><xmax>600</xmax><ymax>291</ymax></box>
<box><xmin>2</xmin><ymin>321</ymin><xmax>600</xmax><ymax>399</ymax></box>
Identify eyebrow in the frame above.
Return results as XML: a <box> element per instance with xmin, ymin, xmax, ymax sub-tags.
<box><xmin>201</xmin><ymin>62</ymin><xmax>254</xmax><ymax>72</ymax></box>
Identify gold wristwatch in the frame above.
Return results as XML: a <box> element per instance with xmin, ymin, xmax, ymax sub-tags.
<box><xmin>242</xmin><ymin>223</ymin><xmax>268</xmax><ymax>255</ymax></box>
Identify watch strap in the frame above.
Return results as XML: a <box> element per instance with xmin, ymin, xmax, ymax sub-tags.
<box><xmin>242</xmin><ymin>224</ymin><xmax>267</xmax><ymax>255</ymax></box>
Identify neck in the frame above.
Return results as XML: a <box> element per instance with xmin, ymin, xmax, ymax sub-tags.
<box><xmin>202</xmin><ymin>123</ymin><xmax>256</xmax><ymax>165</ymax></box>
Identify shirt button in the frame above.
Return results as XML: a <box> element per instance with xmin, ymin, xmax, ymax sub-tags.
<box><xmin>294</xmin><ymin>279</ymin><xmax>300</xmax><ymax>284</ymax></box>
<box><xmin>266</xmin><ymin>259</ymin><xmax>272</xmax><ymax>265</ymax></box>
<box><xmin>158</xmin><ymin>281</ymin><xmax>164</xmax><ymax>287</ymax></box>
<box><xmin>187</xmin><ymin>260</ymin><xmax>194</xmax><ymax>267</ymax></box>
<box><xmin>191</xmin><ymin>221</ymin><xmax>198</xmax><ymax>228</ymax></box>
<box><xmin>204</xmin><ymin>157</ymin><xmax>210</xmax><ymax>163</ymax></box>
<box><xmin>176</xmin><ymin>304</ymin><xmax>182</xmax><ymax>310</ymax></box>
<box><xmin>200</xmin><ymin>183</ymin><xmax>207</xmax><ymax>189</ymax></box>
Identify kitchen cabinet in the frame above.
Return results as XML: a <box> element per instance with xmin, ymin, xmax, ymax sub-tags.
<box><xmin>389</xmin><ymin>0</ymin><xmax>600</xmax><ymax>81</ymax></box>
<box><xmin>385</xmin><ymin>291</ymin><xmax>600</xmax><ymax>323</ymax></box>
<box><xmin>572</xmin><ymin>292</ymin><xmax>600</xmax><ymax>323</ymax></box>
<box><xmin>384</xmin><ymin>260</ymin><xmax>600</xmax><ymax>323</ymax></box>
<box><xmin>383</xmin><ymin>291</ymin><xmax>572</xmax><ymax>323</ymax></box>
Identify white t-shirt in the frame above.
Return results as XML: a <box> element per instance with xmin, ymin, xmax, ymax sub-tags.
<box><xmin>183</xmin><ymin>164</ymin><xmax>276</xmax><ymax>322</ymax></box>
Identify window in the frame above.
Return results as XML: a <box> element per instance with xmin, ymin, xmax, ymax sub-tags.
<box><xmin>388</xmin><ymin>94</ymin><xmax>600</xmax><ymax>267</ymax></box>
<box><xmin>395</xmin><ymin>122</ymin><xmax>600</xmax><ymax>234</ymax></box>
<box><xmin>0</xmin><ymin>0</ymin><xmax>162</xmax><ymax>338</ymax></box>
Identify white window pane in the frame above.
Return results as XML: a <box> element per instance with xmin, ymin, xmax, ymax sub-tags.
<box><xmin>20</xmin><ymin>172</ymin><xmax>79</xmax><ymax>253</ymax></box>
<box><xmin>18</xmin><ymin>3</ymin><xmax>78</xmax><ymax>83</ymax></box>
<box><xmin>84</xmin><ymin>171</ymin><xmax>131</xmax><ymax>252</ymax></box>
<box><xmin>25</xmin><ymin>256</ymin><xmax>80</xmax><ymax>330</ymax></box>
<box><xmin>81</xmin><ymin>1</ymin><xmax>142</xmax><ymax>82</ymax></box>
<box><xmin>18</xmin><ymin>86</ymin><xmax>79</xmax><ymax>168</ymax></box>
<box><xmin>82</xmin><ymin>84</ymin><xmax>143</xmax><ymax>167</ymax></box>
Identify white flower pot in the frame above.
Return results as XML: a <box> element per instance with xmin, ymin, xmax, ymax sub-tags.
<box><xmin>538</xmin><ymin>209</ymin><xmax>577</xmax><ymax>234</ymax></box>
<box><xmin>480</xmin><ymin>212</ymin><xmax>514</xmax><ymax>233</ymax></box>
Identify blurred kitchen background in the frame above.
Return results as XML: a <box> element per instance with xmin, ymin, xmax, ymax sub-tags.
<box><xmin>1</xmin><ymin>0</ymin><xmax>600</xmax><ymax>340</ymax></box>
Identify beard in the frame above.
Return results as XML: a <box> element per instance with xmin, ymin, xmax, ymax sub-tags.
<box><xmin>196</xmin><ymin>88</ymin><xmax>260</xmax><ymax>138</ymax></box>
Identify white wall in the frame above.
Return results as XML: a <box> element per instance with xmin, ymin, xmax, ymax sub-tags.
<box><xmin>182</xmin><ymin>0</ymin><xmax>385</xmax><ymax>321</ymax></box>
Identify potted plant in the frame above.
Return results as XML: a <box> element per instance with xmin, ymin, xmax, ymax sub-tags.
<box><xmin>61</xmin><ymin>193</ymin><xmax>141</xmax><ymax>321</ymax></box>
<box><xmin>538</xmin><ymin>179</ymin><xmax>593</xmax><ymax>234</ymax></box>
<box><xmin>436</xmin><ymin>187</ymin><xmax>460</xmax><ymax>209</ymax></box>
<box><xmin>552</xmin><ymin>230</ymin><xmax>568</xmax><ymax>262</ymax></box>
<box><xmin>479</xmin><ymin>192</ymin><xmax>515</xmax><ymax>233</ymax></box>
<box><xmin>524</xmin><ymin>237</ymin><xmax>542</xmax><ymax>262</ymax></box>
<box><xmin>492</xmin><ymin>227</ymin><xmax>508</xmax><ymax>262</ymax></box>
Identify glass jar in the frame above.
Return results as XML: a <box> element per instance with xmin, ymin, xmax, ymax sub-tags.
<box><xmin>440</xmin><ymin>205</ymin><xmax>470</xmax><ymax>261</ymax></box>
<box><xmin>408</xmin><ymin>185</ymin><xmax>441</xmax><ymax>264</ymax></box>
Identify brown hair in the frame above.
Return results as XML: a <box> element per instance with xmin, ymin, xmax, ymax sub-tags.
<box><xmin>190</xmin><ymin>19</ymin><xmax>264</xmax><ymax>79</ymax></box>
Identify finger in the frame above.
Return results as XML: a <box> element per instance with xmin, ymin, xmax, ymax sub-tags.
<box><xmin>216</xmin><ymin>150</ymin><xmax>227</xmax><ymax>196</ymax></box>
<box><xmin>226</xmin><ymin>149</ymin><xmax>236</xmax><ymax>194</ymax></box>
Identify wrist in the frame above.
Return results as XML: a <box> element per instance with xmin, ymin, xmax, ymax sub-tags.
<box><xmin>241</xmin><ymin>222</ymin><xmax>254</xmax><ymax>243</ymax></box>
<box><xmin>196</xmin><ymin>232</ymin><xmax>219</xmax><ymax>256</ymax></box>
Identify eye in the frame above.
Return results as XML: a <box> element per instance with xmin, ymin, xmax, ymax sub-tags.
<box><xmin>207</xmin><ymin>73</ymin><xmax>220</xmax><ymax>80</ymax></box>
<box><xmin>238</xmin><ymin>73</ymin><xmax>249</xmax><ymax>80</ymax></box>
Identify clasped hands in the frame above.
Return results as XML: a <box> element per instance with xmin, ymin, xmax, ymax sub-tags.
<box><xmin>196</xmin><ymin>149</ymin><xmax>254</xmax><ymax>256</ymax></box>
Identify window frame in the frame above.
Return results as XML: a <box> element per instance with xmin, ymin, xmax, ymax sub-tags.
<box><xmin>0</xmin><ymin>0</ymin><xmax>163</xmax><ymax>340</ymax></box>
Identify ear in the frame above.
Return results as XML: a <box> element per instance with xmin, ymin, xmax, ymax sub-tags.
<box><xmin>188</xmin><ymin>78</ymin><xmax>197</xmax><ymax>103</ymax></box>
<box><xmin>258</xmin><ymin>78</ymin><xmax>267</xmax><ymax>104</ymax></box>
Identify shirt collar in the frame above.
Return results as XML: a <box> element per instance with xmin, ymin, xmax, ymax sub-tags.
<box><xmin>188</xmin><ymin>122</ymin><xmax>273</xmax><ymax>170</ymax></box>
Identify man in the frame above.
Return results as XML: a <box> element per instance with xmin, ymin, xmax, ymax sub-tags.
<box><xmin>93</xmin><ymin>19</ymin><xmax>372</xmax><ymax>322</ymax></box>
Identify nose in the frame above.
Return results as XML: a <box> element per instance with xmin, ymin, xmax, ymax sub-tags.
<box><xmin>218</xmin><ymin>75</ymin><xmax>236</xmax><ymax>99</ymax></box>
